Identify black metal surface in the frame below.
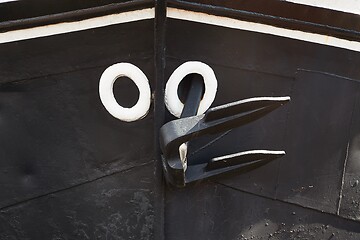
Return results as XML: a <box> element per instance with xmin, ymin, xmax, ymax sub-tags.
<box><xmin>0</xmin><ymin>20</ymin><xmax>154</xmax><ymax>84</ymax></box>
<box><xmin>275</xmin><ymin>70</ymin><xmax>358</xmax><ymax>214</ymax></box>
<box><xmin>1</xmin><ymin>0</ymin><xmax>360</xmax><ymax>238</ymax></box>
<box><xmin>0</xmin><ymin>64</ymin><xmax>155</xmax><ymax>207</ymax></box>
<box><xmin>165</xmin><ymin>182</ymin><xmax>360</xmax><ymax>240</ymax></box>
<box><xmin>166</xmin><ymin>19</ymin><xmax>360</xmax><ymax>80</ymax></box>
<box><xmin>0</xmin><ymin>163</ymin><xmax>155</xmax><ymax>239</ymax></box>
<box><xmin>0</xmin><ymin>18</ymin><xmax>156</xmax><ymax>239</ymax></box>
<box><xmin>164</xmin><ymin>12</ymin><xmax>360</xmax><ymax>237</ymax></box>
<box><xmin>339</xmin><ymin>86</ymin><xmax>360</xmax><ymax>221</ymax></box>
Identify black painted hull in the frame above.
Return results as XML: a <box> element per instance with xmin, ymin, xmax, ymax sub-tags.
<box><xmin>0</xmin><ymin>1</ymin><xmax>360</xmax><ymax>239</ymax></box>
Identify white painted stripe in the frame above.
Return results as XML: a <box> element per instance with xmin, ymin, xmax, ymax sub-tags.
<box><xmin>212</xmin><ymin>150</ymin><xmax>285</xmax><ymax>162</ymax></box>
<box><xmin>167</xmin><ymin>8</ymin><xmax>360</xmax><ymax>53</ymax></box>
<box><xmin>285</xmin><ymin>0</ymin><xmax>360</xmax><ymax>15</ymax></box>
<box><xmin>0</xmin><ymin>0</ymin><xmax>18</xmax><ymax>3</ymax></box>
<box><xmin>0</xmin><ymin>8</ymin><xmax>154</xmax><ymax>44</ymax></box>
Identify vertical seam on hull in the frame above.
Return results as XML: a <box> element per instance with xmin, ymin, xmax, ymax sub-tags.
<box><xmin>336</xmin><ymin>84</ymin><xmax>360</xmax><ymax>215</ymax></box>
<box><xmin>154</xmin><ymin>1</ymin><xmax>167</xmax><ymax>239</ymax></box>
<box><xmin>337</xmin><ymin>142</ymin><xmax>350</xmax><ymax>215</ymax></box>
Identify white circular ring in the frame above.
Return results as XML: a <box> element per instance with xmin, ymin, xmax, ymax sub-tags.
<box><xmin>165</xmin><ymin>61</ymin><xmax>218</xmax><ymax>118</ymax></box>
<box><xmin>99</xmin><ymin>63</ymin><xmax>151</xmax><ymax>122</ymax></box>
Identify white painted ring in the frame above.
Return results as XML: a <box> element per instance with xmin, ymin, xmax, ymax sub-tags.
<box><xmin>165</xmin><ymin>61</ymin><xmax>218</xmax><ymax>118</ymax></box>
<box><xmin>99</xmin><ymin>63</ymin><xmax>151</xmax><ymax>122</ymax></box>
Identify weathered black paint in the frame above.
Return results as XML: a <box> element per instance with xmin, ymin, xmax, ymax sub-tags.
<box><xmin>166</xmin><ymin>20</ymin><xmax>360</xmax><ymax>80</ymax></box>
<box><xmin>163</xmin><ymin>17</ymin><xmax>360</xmax><ymax>239</ymax></box>
<box><xmin>340</xmin><ymin>87</ymin><xmax>360</xmax><ymax>221</ymax></box>
<box><xmin>0</xmin><ymin>18</ymin><xmax>156</xmax><ymax>239</ymax></box>
<box><xmin>1</xmin><ymin>0</ymin><xmax>360</xmax><ymax>239</ymax></box>
<box><xmin>0</xmin><ymin>164</ymin><xmax>155</xmax><ymax>239</ymax></box>
<box><xmin>276</xmin><ymin>70</ymin><xmax>357</xmax><ymax>213</ymax></box>
<box><xmin>165</xmin><ymin>182</ymin><xmax>360</xmax><ymax>240</ymax></box>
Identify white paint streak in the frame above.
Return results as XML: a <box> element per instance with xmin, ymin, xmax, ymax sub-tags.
<box><xmin>167</xmin><ymin>8</ymin><xmax>360</xmax><ymax>53</ymax></box>
<box><xmin>0</xmin><ymin>0</ymin><xmax>18</xmax><ymax>3</ymax></box>
<box><xmin>212</xmin><ymin>150</ymin><xmax>285</xmax><ymax>161</ymax></box>
<box><xmin>285</xmin><ymin>0</ymin><xmax>360</xmax><ymax>15</ymax></box>
<box><xmin>0</xmin><ymin>8</ymin><xmax>154</xmax><ymax>44</ymax></box>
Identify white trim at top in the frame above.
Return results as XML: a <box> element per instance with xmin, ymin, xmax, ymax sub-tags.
<box><xmin>0</xmin><ymin>8</ymin><xmax>154</xmax><ymax>44</ymax></box>
<box><xmin>167</xmin><ymin>8</ymin><xmax>360</xmax><ymax>53</ymax></box>
<box><xmin>285</xmin><ymin>0</ymin><xmax>360</xmax><ymax>15</ymax></box>
<box><xmin>0</xmin><ymin>0</ymin><xmax>18</xmax><ymax>3</ymax></box>
<box><xmin>1</xmin><ymin>6</ymin><xmax>360</xmax><ymax>53</ymax></box>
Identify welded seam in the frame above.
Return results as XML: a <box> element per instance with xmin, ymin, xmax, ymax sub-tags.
<box><xmin>0</xmin><ymin>53</ymin><xmax>153</xmax><ymax>86</ymax></box>
<box><xmin>336</xmin><ymin>85</ymin><xmax>359</xmax><ymax>215</ymax></box>
<box><xmin>337</xmin><ymin>142</ymin><xmax>350</xmax><ymax>215</ymax></box>
<box><xmin>297</xmin><ymin>68</ymin><xmax>360</xmax><ymax>83</ymax></box>
<box><xmin>166</xmin><ymin>55</ymin><xmax>298</xmax><ymax>80</ymax></box>
<box><xmin>0</xmin><ymin>160</ymin><xmax>154</xmax><ymax>212</ymax></box>
<box><xmin>153</xmin><ymin>1</ymin><xmax>167</xmax><ymax>240</ymax></box>
<box><xmin>214</xmin><ymin>181</ymin><xmax>360</xmax><ymax>224</ymax></box>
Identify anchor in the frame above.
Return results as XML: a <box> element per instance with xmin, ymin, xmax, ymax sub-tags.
<box><xmin>159</xmin><ymin>74</ymin><xmax>290</xmax><ymax>187</ymax></box>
